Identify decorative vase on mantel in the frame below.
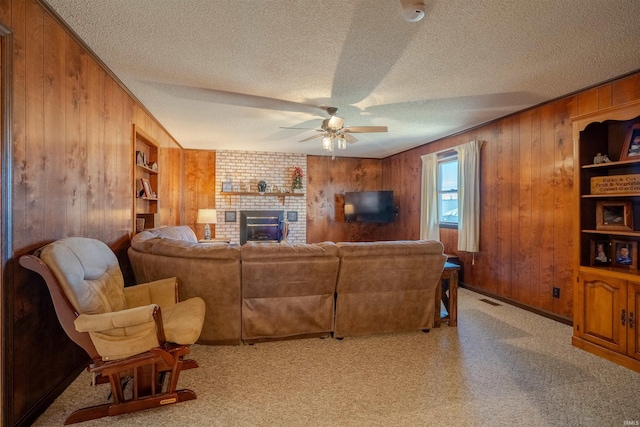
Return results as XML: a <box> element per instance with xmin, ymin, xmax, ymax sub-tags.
<box><xmin>292</xmin><ymin>177</ymin><xmax>302</xmax><ymax>193</ymax></box>
<box><xmin>257</xmin><ymin>180</ymin><xmax>267</xmax><ymax>195</ymax></box>
<box><xmin>292</xmin><ymin>166</ymin><xmax>304</xmax><ymax>193</ymax></box>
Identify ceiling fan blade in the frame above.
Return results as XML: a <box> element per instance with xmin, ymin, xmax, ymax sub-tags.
<box><xmin>343</xmin><ymin>126</ymin><xmax>388</xmax><ymax>133</ymax></box>
<box><xmin>299</xmin><ymin>134</ymin><xmax>325</xmax><ymax>143</ymax></box>
<box><xmin>280</xmin><ymin>127</ymin><xmax>321</xmax><ymax>130</ymax></box>
<box><xmin>344</xmin><ymin>133</ymin><xmax>358</xmax><ymax>144</ymax></box>
<box><xmin>145</xmin><ymin>81</ymin><xmax>326</xmax><ymax>115</ymax></box>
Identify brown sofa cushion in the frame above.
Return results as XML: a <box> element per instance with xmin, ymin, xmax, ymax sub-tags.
<box><xmin>336</xmin><ymin>240</ymin><xmax>446</xmax><ymax>293</ymax></box>
<box><xmin>241</xmin><ymin>241</ymin><xmax>338</xmax><ymax>260</ymax></box>
<box><xmin>334</xmin><ymin>240</ymin><xmax>446</xmax><ymax>338</ymax></box>
<box><xmin>240</xmin><ymin>242</ymin><xmax>339</xmax><ymax>341</ymax></box>
<box><xmin>151</xmin><ymin>238</ymin><xmax>240</xmax><ymax>260</ymax></box>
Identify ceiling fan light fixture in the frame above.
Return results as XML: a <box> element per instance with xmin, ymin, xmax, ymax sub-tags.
<box><xmin>322</xmin><ymin>136</ymin><xmax>333</xmax><ymax>151</ymax></box>
<box><xmin>327</xmin><ymin>115</ymin><xmax>345</xmax><ymax>130</ymax></box>
<box><xmin>337</xmin><ymin>137</ymin><xmax>347</xmax><ymax>149</ymax></box>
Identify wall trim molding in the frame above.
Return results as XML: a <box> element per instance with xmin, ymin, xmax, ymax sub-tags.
<box><xmin>0</xmin><ymin>22</ymin><xmax>12</xmax><ymax>427</ymax></box>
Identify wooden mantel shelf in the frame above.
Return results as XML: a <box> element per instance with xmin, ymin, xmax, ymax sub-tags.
<box><xmin>221</xmin><ymin>191</ymin><xmax>304</xmax><ymax>197</ymax></box>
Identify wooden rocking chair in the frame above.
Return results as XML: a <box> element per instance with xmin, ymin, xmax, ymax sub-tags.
<box><xmin>20</xmin><ymin>237</ymin><xmax>206</xmax><ymax>425</ymax></box>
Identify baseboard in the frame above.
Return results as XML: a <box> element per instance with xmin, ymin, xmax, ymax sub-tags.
<box><xmin>460</xmin><ymin>283</ymin><xmax>573</xmax><ymax>326</ymax></box>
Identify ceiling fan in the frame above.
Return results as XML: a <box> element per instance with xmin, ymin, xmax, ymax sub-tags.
<box><xmin>281</xmin><ymin>106</ymin><xmax>388</xmax><ymax>153</ymax></box>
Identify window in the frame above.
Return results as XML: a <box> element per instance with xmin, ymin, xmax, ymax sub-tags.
<box><xmin>438</xmin><ymin>156</ymin><xmax>458</xmax><ymax>225</ymax></box>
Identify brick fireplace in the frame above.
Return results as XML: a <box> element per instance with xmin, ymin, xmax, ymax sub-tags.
<box><xmin>215</xmin><ymin>150</ymin><xmax>306</xmax><ymax>245</ymax></box>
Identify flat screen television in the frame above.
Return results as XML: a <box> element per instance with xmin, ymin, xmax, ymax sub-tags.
<box><xmin>344</xmin><ymin>190</ymin><xmax>394</xmax><ymax>223</ymax></box>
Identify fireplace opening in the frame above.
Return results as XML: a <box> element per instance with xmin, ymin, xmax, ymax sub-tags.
<box><xmin>240</xmin><ymin>210</ymin><xmax>284</xmax><ymax>245</ymax></box>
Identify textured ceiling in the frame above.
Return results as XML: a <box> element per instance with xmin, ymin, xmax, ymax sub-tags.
<box><xmin>45</xmin><ymin>0</ymin><xmax>640</xmax><ymax>158</ymax></box>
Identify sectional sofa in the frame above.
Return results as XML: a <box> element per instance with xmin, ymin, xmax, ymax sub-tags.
<box><xmin>128</xmin><ymin>226</ymin><xmax>446</xmax><ymax>345</ymax></box>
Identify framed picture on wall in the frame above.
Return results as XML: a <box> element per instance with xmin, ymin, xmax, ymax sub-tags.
<box><xmin>590</xmin><ymin>239</ymin><xmax>611</xmax><ymax>266</ymax></box>
<box><xmin>611</xmin><ymin>240</ymin><xmax>637</xmax><ymax>269</ymax></box>
<box><xmin>287</xmin><ymin>211</ymin><xmax>298</xmax><ymax>222</ymax></box>
<box><xmin>225</xmin><ymin>211</ymin><xmax>236</xmax><ymax>222</ymax></box>
<box><xmin>222</xmin><ymin>181</ymin><xmax>232</xmax><ymax>192</ymax></box>
<box><xmin>620</xmin><ymin>123</ymin><xmax>640</xmax><ymax>161</ymax></box>
<box><xmin>595</xmin><ymin>201</ymin><xmax>633</xmax><ymax>231</ymax></box>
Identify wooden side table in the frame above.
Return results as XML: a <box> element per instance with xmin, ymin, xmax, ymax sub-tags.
<box><xmin>434</xmin><ymin>262</ymin><xmax>459</xmax><ymax>327</ymax></box>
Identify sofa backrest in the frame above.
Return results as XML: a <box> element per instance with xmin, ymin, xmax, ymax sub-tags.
<box><xmin>335</xmin><ymin>240</ymin><xmax>446</xmax><ymax>293</ymax></box>
<box><xmin>240</xmin><ymin>241</ymin><xmax>338</xmax><ymax>260</ymax></box>
<box><xmin>149</xmin><ymin>225</ymin><xmax>198</xmax><ymax>242</ymax></box>
<box><xmin>240</xmin><ymin>242</ymin><xmax>340</xmax><ymax>298</ymax></box>
<box><xmin>130</xmin><ymin>227</ymin><xmax>238</xmax><ymax>260</ymax></box>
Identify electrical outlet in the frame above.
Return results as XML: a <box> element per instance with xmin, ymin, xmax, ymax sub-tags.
<box><xmin>552</xmin><ymin>287</ymin><xmax>560</xmax><ymax>298</ymax></box>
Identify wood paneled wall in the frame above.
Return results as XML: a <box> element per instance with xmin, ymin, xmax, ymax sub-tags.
<box><xmin>183</xmin><ymin>149</ymin><xmax>216</xmax><ymax>240</ymax></box>
<box><xmin>382</xmin><ymin>72</ymin><xmax>640</xmax><ymax>320</ymax></box>
<box><xmin>0</xmin><ymin>0</ymin><xmax>184</xmax><ymax>424</ymax></box>
<box><xmin>306</xmin><ymin>155</ymin><xmax>393</xmax><ymax>243</ymax></box>
<box><xmin>1</xmin><ymin>0</ymin><xmax>638</xmax><ymax>423</ymax></box>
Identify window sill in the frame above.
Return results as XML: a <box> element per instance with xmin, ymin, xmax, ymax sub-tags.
<box><xmin>439</xmin><ymin>223</ymin><xmax>459</xmax><ymax>230</ymax></box>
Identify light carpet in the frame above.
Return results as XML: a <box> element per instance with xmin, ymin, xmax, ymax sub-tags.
<box><xmin>34</xmin><ymin>288</ymin><xmax>640</xmax><ymax>426</ymax></box>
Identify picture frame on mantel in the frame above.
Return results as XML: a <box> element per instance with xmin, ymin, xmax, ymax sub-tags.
<box><xmin>620</xmin><ymin>123</ymin><xmax>640</xmax><ymax>161</ymax></box>
<box><xmin>595</xmin><ymin>201</ymin><xmax>633</xmax><ymax>231</ymax></box>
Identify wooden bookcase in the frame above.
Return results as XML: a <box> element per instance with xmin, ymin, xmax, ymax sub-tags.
<box><xmin>572</xmin><ymin>100</ymin><xmax>640</xmax><ymax>372</ymax></box>
<box><xmin>133</xmin><ymin>124</ymin><xmax>160</xmax><ymax>233</ymax></box>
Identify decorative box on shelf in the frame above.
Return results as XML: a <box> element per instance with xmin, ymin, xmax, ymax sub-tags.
<box><xmin>136</xmin><ymin>213</ymin><xmax>160</xmax><ymax>230</ymax></box>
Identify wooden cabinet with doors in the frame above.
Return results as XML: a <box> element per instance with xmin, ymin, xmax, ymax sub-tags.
<box><xmin>572</xmin><ymin>100</ymin><xmax>640</xmax><ymax>372</ymax></box>
<box><xmin>573</xmin><ymin>272</ymin><xmax>640</xmax><ymax>366</ymax></box>
<box><xmin>629</xmin><ymin>280</ymin><xmax>640</xmax><ymax>361</ymax></box>
<box><xmin>133</xmin><ymin>124</ymin><xmax>160</xmax><ymax>232</ymax></box>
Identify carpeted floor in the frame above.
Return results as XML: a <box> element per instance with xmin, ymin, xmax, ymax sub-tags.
<box><xmin>34</xmin><ymin>288</ymin><xmax>640</xmax><ymax>426</ymax></box>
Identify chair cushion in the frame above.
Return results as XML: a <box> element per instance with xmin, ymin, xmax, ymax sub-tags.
<box><xmin>123</xmin><ymin>277</ymin><xmax>178</xmax><ymax>308</ymax></box>
<box><xmin>161</xmin><ymin>297</ymin><xmax>206</xmax><ymax>345</ymax></box>
<box><xmin>39</xmin><ymin>237</ymin><xmax>127</xmax><ymax>314</ymax></box>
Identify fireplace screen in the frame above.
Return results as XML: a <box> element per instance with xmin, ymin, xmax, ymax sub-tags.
<box><xmin>240</xmin><ymin>210</ymin><xmax>284</xmax><ymax>245</ymax></box>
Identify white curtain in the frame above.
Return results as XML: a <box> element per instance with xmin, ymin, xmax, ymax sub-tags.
<box><xmin>455</xmin><ymin>140</ymin><xmax>483</xmax><ymax>252</ymax></box>
<box><xmin>420</xmin><ymin>153</ymin><xmax>440</xmax><ymax>240</ymax></box>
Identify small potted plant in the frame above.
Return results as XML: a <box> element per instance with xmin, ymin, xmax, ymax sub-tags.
<box><xmin>292</xmin><ymin>166</ymin><xmax>304</xmax><ymax>192</ymax></box>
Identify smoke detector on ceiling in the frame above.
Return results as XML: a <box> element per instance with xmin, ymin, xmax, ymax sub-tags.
<box><xmin>402</xmin><ymin>2</ymin><xmax>426</xmax><ymax>22</ymax></box>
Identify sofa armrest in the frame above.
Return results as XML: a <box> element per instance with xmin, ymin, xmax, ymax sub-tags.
<box><xmin>124</xmin><ymin>277</ymin><xmax>178</xmax><ymax>308</ymax></box>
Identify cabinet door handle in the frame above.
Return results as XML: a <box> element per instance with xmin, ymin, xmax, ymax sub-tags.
<box><xmin>630</xmin><ymin>312</ymin><xmax>635</xmax><ymax>329</ymax></box>
<box><xmin>621</xmin><ymin>309</ymin><xmax>626</xmax><ymax>326</ymax></box>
